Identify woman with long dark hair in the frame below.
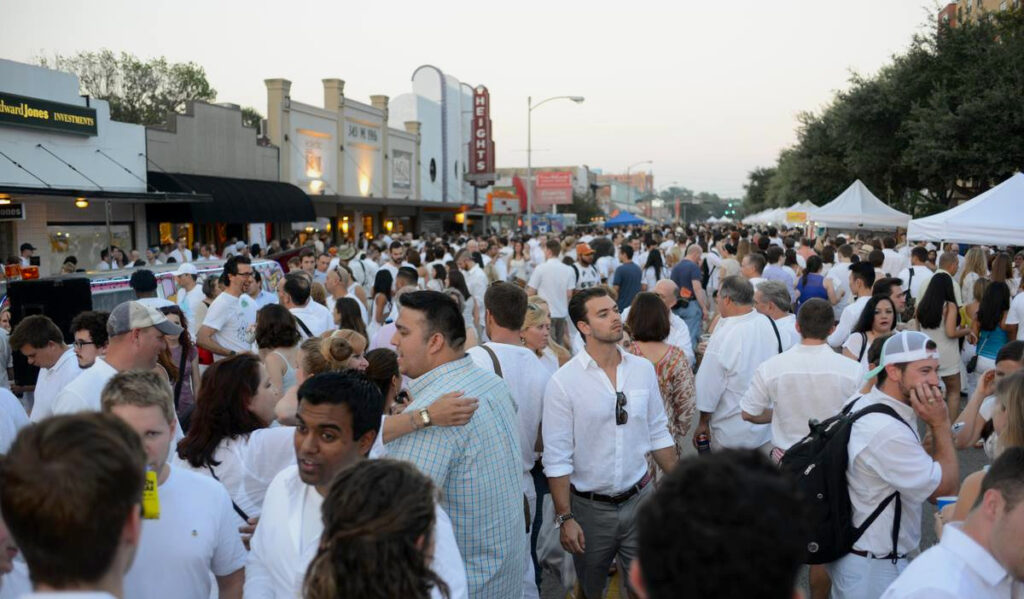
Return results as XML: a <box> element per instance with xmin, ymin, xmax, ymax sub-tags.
<box><xmin>174</xmin><ymin>353</ymin><xmax>290</xmax><ymax>524</ymax></box>
<box><xmin>641</xmin><ymin>248</ymin><xmax>665</xmax><ymax>291</ymax></box>
<box><xmin>842</xmin><ymin>295</ymin><xmax>897</xmax><ymax>368</ymax></box>
<box><xmin>916</xmin><ymin>272</ymin><xmax>975</xmax><ymax>420</ymax></box>
<box><xmin>795</xmin><ymin>255</ymin><xmax>832</xmax><ymax>309</ymax></box>
<box><xmin>303</xmin><ymin>460</ymin><xmax>452</xmax><ymax>599</ymax></box>
<box><xmin>973</xmin><ymin>281</ymin><xmax>1014</xmax><ymax>378</ymax></box>
<box><xmin>333</xmin><ymin>296</ymin><xmax>368</xmax><ymax>338</ymax></box>
<box><xmin>159</xmin><ymin>305</ymin><xmax>200</xmax><ymax>419</ymax></box>
<box><xmin>369</xmin><ymin>269</ymin><xmax>394</xmax><ymax>340</ymax></box>
<box><xmin>445</xmin><ymin>268</ymin><xmax>479</xmax><ymax>339</ymax></box>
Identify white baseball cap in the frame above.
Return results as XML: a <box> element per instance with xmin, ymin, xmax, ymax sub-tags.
<box><xmin>865</xmin><ymin>331</ymin><xmax>939</xmax><ymax>379</ymax></box>
<box><xmin>172</xmin><ymin>263</ymin><xmax>198</xmax><ymax>277</ymax></box>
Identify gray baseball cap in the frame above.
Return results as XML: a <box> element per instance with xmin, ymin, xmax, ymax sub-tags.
<box><xmin>108</xmin><ymin>301</ymin><xmax>183</xmax><ymax>337</ymax></box>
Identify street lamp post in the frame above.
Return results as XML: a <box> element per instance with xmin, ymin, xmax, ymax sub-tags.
<box><xmin>625</xmin><ymin>160</ymin><xmax>653</xmax><ymax>210</ymax></box>
<box><xmin>526</xmin><ymin>95</ymin><xmax>584</xmax><ymax>232</ymax></box>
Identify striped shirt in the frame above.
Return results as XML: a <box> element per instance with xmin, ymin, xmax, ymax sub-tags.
<box><xmin>388</xmin><ymin>355</ymin><xmax>525</xmax><ymax>599</ymax></box>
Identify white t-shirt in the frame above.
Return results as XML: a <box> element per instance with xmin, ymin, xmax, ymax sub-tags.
<box><xmin>0</xmin><ymin>387</ymin><xmax>29</xmax><ymax>453</ymax></box>
<box><xmin>203</xmin><ymin>292</ymin><xmax>258</xmax><ymax>355</ymax></box>
<box><xmin>176</xmin><ymin>285</ymin><xmax>206</xmax><ymax>339</ymax></box>
<box><xmin>123</xmin><ymin>466</ymin><xmax>246</xmax><ymax>599</ymax></box>
<box><xmin>528</xmin><ymin>258</ymin><xmax>574</xmax><ymax>318</ymax></box>
<box><xmin>173</xmin><ymin>426</ymin><xmax>295</xmax><ymax>522</ymax></box>
<box><xmin>28</xmin><ymin>347</ymin><xmax>82</xmax><ymax>422</ymax></box>
<box><xmin>1005</xmin><ymin>291</ymin><xmax>1024</xmax><ymax>341</ymax></box>
<box><xmin>49</xmin><ymin>355</ymin><xmax>114</xmax><ymax>416</ymax></box>
<box><xmin>168</xmin><ymin>248</ymin><xmax>193</xmax><ymax>264</ymax></box>
<box><xmin>897</xmin><ymin>265</ymin><xmax>934</xmax><ymax>302</ymax></box>
<box><xmin>290</xmin><ymin>302</ymin><xmax>334</xmax><ymax>338</ymax></box>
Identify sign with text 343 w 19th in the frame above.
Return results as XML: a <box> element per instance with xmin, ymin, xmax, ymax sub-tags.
<box><xmin>534</xmin><ymin>171</ymin><xmax>573</xmax><ymax>206</ymax></box>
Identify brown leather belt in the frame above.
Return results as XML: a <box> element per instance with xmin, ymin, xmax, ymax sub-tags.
<box><xmin>571</xmin><ymin>473</ymin><xmax>652</xmax><ymax>505</ymax></box>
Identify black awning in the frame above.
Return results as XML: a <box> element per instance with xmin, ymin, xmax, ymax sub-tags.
<box><xmin>147</xmin><ymin>172</ymin><xmax>315</xmax><ymax>224</ymax></box>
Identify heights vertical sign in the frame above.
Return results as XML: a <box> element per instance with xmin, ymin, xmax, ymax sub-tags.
<box><xmin>465</xmin><ymin>85</ymin><xmax>495</xmax><ymax>187</ymax></box>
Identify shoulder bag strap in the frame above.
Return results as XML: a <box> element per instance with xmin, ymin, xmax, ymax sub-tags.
<box><xmin>294</xmin><ymin>315</ymin><xmax>313</xmax><ymax>337</ymax></box>
<box><xmin>857</xmin><ymin>332</ymin><xmax>868</xmax><ymax>363</ymax></box>
<box><xmin>765</xmin><ymin>314</ymin><xmax>783</xmax><ymax>353</ymax></box>
<box><xmin>481</xmin><ymin>344</ymin><xmax>503</xmax><ymax>378</ymax></box>
<box><xmin>206</xmin><ymin>464</ymin><xmax>252</xmax><ymax>522</ymax></box>
<box><xmin>173</xmin><ymin>346</ymin><xmax>188</xmax><ymax>411</ymax></box>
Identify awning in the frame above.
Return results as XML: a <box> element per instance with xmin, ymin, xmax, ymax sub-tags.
<box><xmin>147</xmin><ymin>172</ymin><xmax>315</xmax><ymax>223</ymax></box>
<box><xmin>0</xmin><ymin>184</ymin><xmax>211</xmax><ymax>204</ymax></box>
<box><xmin>313</xmin><ymin>194</ymin><xmax>465</xmax><ymax>210</ymax></box>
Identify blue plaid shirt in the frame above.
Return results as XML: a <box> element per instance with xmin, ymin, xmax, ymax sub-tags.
<box><xmin>388</xmin><ymin>355</ymin><xmax>526</xmax><ymax>599</ymax></box>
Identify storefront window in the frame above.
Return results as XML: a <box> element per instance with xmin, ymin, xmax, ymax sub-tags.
<box><xmin>47</xmin><ymin>224</ymin><xmax>133</xmax><ymax>273</ymax></box>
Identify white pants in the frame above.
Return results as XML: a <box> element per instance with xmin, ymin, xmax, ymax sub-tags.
<box><xmin>827</xmin><ymin>552</ymin><xmax>908</xmax><ymax>599</ymax></box>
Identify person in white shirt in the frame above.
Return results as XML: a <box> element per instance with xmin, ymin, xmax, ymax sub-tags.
<box><xmin>458</xmin><ymin>249</ymin><xmax>489</xmax><ymax>328</ymax></box>
<box><xmin>129</xmin><ymin>269</ymin><xmax>175</xmax><ymax>309</ymax></box>
<box><xmin>573</xmin><ymin>243</ymin><xmax>602</xmax><ymax>290</ymax></box>
<box><xmin>278</xmin><ymin>272</ymin><xmax>334</xmax><ymax>338</ymax></box>
<box><xmin>10</xmin><ymin>314</ymin><xmax>82</xmax><ymax>421</ymax></box>
<box><xmin>467</xmin><ymin>282</ymin><xmax>548</xmax><ymax>599</ymax></box>
<box><xmin>0</xmin><ymin>386</ymin><xmax>28</xmax><ymax>454</ymax></box>
<box><xmin>381</xmin><ymin>241</ymin><xmax>407</xmax><ymax>286</ymax></box>
<box><xmin>753</xmin><ymin>280</ymin><xmax>801</xmax><ymax>351</ymax></box>
<box><xmin>1004</xmin><ymin>277</ymin><xmax>1024</xmax><ymax>341</ymax></box>
<box><xmin>0</xmin><ymin>412</ymin><xmax>147</xmax><ymax>599</ymax></box>
<box><xmin>245</xmin><ymin>371</ymin><xmax>467</xmax><ymax>599</ymax></box>
<box><xmin>313</xmin><ymin>252</ymin><xmax>331</xmax><ymax>284</ymax></box>
<box><xmin>828</xmin><ymin>262</ymin><xmax>877</xmax><ymax>349</ymax></box>
<box><xmin>740</xmin><ymin>252</ymin><xmax>767</xmax><ymax>289</ymax></box>
<box><xmin>828</xmin><ymin>331</ymin><xmax>959</xmax><ymax>599</ymax></box>
<box><xmin>527</xmin><ymin>239</ymin><xmax>575</xmax><ymax>348</ymax></box>
<box><xmin>621</xmin><ymin>279</ymin><xmax>695</xmax><ymax>365</ymax></box>
<box><xmin>882</xmin><ymin>446</ymin><xmax>1024</xmax><ymax>598</ymax></box>
<box><xmin>325</xmin><ymin>265</ymin><xmax>369</xmax><ymax>321</ymax></box>
<box><xmin>694</xmin><ymin>276</ymin><xmax>783</xmax><ymax>451</ymax></box>
<box><xmin>827</xmin><ymin>244</ymin><xmax>856</xmax><ymax>321</ymax></box>
<box><xmin>543</xmin><ymin>287</ymin><xmax>677</xmax><ymax>599</ymax></box>
<box><xmin>53</xmin><ymin>300</ymin><xmax>180</xmax><ymax>416</ymax></box>
<box><xmin>70</xmin><ymin>310</ymin><xmax>109</xmax><ymax>369</ymax></box>
<box><xmin>742</xmin><ymin>297</ymin><xmax>863</xmax><ymax>456</ymax></box>
<box><xmin>897</xmin><ymin>246</ymin><xmax>934</xmax><ymax>305</ymax></box>
<box><xmin>172</xmin><ymin>262</ymin><xmax>205</xmax><ymax>339</ymax></box>
<box><xmin>882</xmin><ymin>237</ymin><xmax>908</xmax><ymax>278</ymax></box>
<box><xmin>198</xmin><ymin>256</ymin><xmax>258</xmax><ymax>359</ymax></box>
<box><xmin>17</xmin><ymin>242</ymin><xmax>34</xmax><ymax>268</ymax></box>
<box><xmin>102</xmin><ymin>371</ymin><xmax>245</xmax><ymax>599</ymax></box>
<box><xmin>167</xmin><ymin>235</ymin><xmax>193</xmax><ymax>264</ymax></box>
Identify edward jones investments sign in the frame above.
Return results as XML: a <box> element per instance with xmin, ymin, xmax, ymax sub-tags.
<box><xmin>0</xmin><ymin>92</ymin><xmax>98</xmax><ymax>136</ymax></box>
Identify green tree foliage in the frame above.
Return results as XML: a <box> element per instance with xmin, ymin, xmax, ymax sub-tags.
<box><xmin>241</xmin><ymin>107</ymin><xmax>264</xmax><ymax>130</ymax></box>
<box><xmin>743</xmin><ymin>8</ymin><xmax>1024</xmax><ymax>217</ymax></box>
<box><xmin>37</xmin><ymin>49</ymin><xmax>217</xmax><ymax>127</ymax></box>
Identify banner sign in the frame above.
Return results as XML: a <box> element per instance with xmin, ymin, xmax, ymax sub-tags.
<box><xmin>0</xmin><ymin>92</ymin><xmax>98</xmax><ymax>136</ymax></box>
<box><xmin>786</xmin><ymin>211</ymin><xmax>808</xmax><ymax>223</ymax></box>
<box><xmin>466</xmin><ymin>85</ymin><xmax>495</xmax><ymax>187</ymax></box>
<box><xmin>535</xmin><ymin>171</ymin><xmax>573</xmax><ymax>206</ymax></box>
<box><xmin>0</xmin><ymin>203</ymin><xmax>26</xmax><ymax>221</ymax></box>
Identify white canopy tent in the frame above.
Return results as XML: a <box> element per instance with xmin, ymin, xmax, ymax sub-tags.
<box><xmin>810</xmin><ymin>180</ymin><xmax>911</xmax><ymax>230</ymax></box>
<box><xmin>907</xmin><ymin>173</ymin><xmax>1024</xmax><ymax>246</ymax></box>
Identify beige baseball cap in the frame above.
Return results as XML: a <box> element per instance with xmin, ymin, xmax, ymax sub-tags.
<box><xmin>108</xmin><ymin>301</ymin><xmax>183</xmax><ymax>337</ymax></box>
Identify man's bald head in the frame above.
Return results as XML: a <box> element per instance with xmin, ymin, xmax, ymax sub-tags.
<box><xmin>686</xmin><ymin>244</ymin><xmax>703</xmax><ymax>259</ymax></box>
<box><xmin>654</xmin><ymin>279</ymin><xmax>679</xmax><ymax>310</ymax></box>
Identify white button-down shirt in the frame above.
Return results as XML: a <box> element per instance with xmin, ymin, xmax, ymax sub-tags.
<box><xmin>543</xmin><ymin>346</ymin><xmax>673</xmax><ymax>495</ymax></box>
<box><xmin>290</xmin><ymin>301</ymin><xmax>334</xmax><ymax>338</ymax></box>
<box><xmin>696</xmin><ymin>309</ymin><xmax>780</xmax><ymax>449</ymax></box>
<box><xmin>528</xmin><ymin>258</ymin><xmax>575</xmax><ymax>318</ymax></box>
<box><xmin>739</xmin><ymin>343</ymin><xmax>863</xmax><ymax>450</ymax></box>
<box><xmin>897</xmin><ymin>265</ymin><xmax>934</xmax><ymax>302</ymax></box>
<box><xmin>773</xmin><ymin>314</ymin><xmax>801</xmax><ymax>350</ymax></box>
<box><xmin>829</xmin><ymin>295</ymin><xmax>871</xmax><ymax>349</ymax></box>
<box><xmin>881</xmin><ymin>522</ymin><xmax>1024</xmax><ymax>598</ymax></box>
<box><xmin>846</xmin><ymin>389</ymin><xmax>943</xmax><ymax>555</ymax></box>
<box><xmin>29</xmin><ymin>347</ymin><xmax>83</xmax><ymax>422</ymax></box>
<box><xmin>621</xmin><ymin>305</ymin><xmax>695</xmax><ymax>365</ymax></box>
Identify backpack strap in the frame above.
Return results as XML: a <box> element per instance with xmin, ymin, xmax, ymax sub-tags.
<box><xmin>857</xmin><ymin>332</ymin><xmax>868</xmax><ymax>363</ymax></box>
<box><xmin>294</xmin><ymin>315</ymin><xmax>313</xmax><ymax>338</ymax></box>
<box><xmin>481</xmin><ymin>344</ymin><xmax>503</xmax><ymax>378</ymax></box>
<box><xmin>766</xmin><ymin>314</ymin><xmax>783</xmax><ymax>353</ymax></box>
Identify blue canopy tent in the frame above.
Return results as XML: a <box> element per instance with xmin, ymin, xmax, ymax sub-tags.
<box><xmin>604</xmin><ymin>212</ymin><xmax>644</xmax><ymax>227</ymax></box>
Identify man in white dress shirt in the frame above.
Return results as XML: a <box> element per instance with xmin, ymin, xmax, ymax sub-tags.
<box><xmin>325</xmin><ymin>265</ymin><xmax>369</xmax><ymax>323</ymax></box>
<box><xmin>694</xmin><ymin>276</ymin><xmax>783</xmax><ymax>452</ymax></box>
<box><xmin>543</xmin><ymin>287</ymin><xmax>677</xmax><ymax>599</ymax></box>
<box><xmin>10</xmin><ymin>314</ymin><xmax>82</xmax><ymax>422</ymax></box>
<box><xmin>828</xmin><ymin>262</ymin><xmax>876</xmax><ymax>349</ymax></box>
<box><xmin>882</xmin><ymin>237</ymin><xmax>907</xmax><ymax>278</ymax></box>
<box><xmin>167</xmin><ymin>235</ymin><xmax>193</xmax><ymax>264</ymax></box>
<box><xmin>102</xmin><ymin>371</ymin><xmax>245</xmax><ymax>599</ymax></box>
<box><xmin>0</xmin><ymin>413</ymin><xmax>146</xmax><ymax>599</ymax></box>
<box><xmin>897</xmin><ymin>246</ymin><xmax>934</xmax><ymax>305</ymax></box>
<box><xmin>527</xmin><ymin>239</ymin><xmax>575</xmax><ymax>348</ymax></box>
<box><xmin>882</xmin><ymin>446</ymin><xmax>1024</xmax><ymax>598</ymax></box>
<box><xmin>753</xmin><ymin>280</ymin><xmax>801</xmax><ymax>351</ymax></box>
<box><xmin>245</xmin><ymin>371</ymin><xmax>467</xmax><ymax>599</ymax></box>
<box><xmin>828</xmin><ymin>331</ymin><xmax>959</xmax><ymax>598</ymax></box>
<box><xmin>468</xmin><ymin>282</ymin><xmax>548</xmax><ymax>599</ymax></box>
<box><xmin>458</xmin><ymin>249</ymin><xmax>489</xmax><ymax>329</ymax></box>
<box><xmin>278</xmin><ymin>272</ymin><xmax>334</xmax><ymax>338</ymax></box>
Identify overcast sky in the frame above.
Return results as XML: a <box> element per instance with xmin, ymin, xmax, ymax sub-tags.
<box><xmin>1</xmin><ymin>0</ymin><xmax>934</xmax><ymax>198</ymax></box>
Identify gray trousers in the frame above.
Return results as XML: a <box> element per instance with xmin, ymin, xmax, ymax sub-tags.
<box><xmin>570</xmin><ymin>483</ymin><xmax>653</xmax><ymax>599</ymax></box>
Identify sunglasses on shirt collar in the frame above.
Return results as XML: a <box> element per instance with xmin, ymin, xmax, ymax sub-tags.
<box><xmin>616</xmin><ymin>391</ymin><xmax>628</xmax><ymax>426</ymax></box>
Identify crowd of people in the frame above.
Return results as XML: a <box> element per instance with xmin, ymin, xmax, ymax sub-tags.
<box><xmin>0</xmin><ymin>223</ymin><xmax>1023</xmax><ymax>599</ymax></box>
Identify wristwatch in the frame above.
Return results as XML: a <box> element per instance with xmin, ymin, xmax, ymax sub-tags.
<box><xmin>418</xmin><ymin>408</ymin><xmax>433</xmax><ymax>428</ymax></box>
<box><xmin>554</xmin><ymin>512</ymin><xmax>575</xmax><ymax>528</ymax></box>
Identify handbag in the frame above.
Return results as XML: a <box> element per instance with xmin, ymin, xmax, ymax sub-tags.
<box><xmin>967</xmin><ymin>332</ymin><xmax>987</xmax><ymax>374</ymax></box>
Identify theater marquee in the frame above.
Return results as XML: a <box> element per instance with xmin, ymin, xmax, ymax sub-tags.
<box><xmin>0</xmin><ymin>91</ymin><xmax>98</xmax><ymax>136</ymax></box>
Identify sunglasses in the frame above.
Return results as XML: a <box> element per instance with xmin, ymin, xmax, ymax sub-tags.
<box><xmin>615</xmin><ymin>391</ymin><xmax>628</xmax><ymax>426</ymax></box>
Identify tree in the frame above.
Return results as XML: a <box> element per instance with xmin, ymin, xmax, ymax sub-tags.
<box><xmin>742</xmin><ymin>167</ymin><xmax>775</xmax><ymax>212</ymax></box>
<box><xmin>241</xmin><ymin>107</ymin><xmax>264</xmax><ymax>130</ymax></box>
<box><xmin>37</xmin><ymin>49</ymin><xmax>217</xmax><ymax>127</ymax></box>
<box><xmin>559</xmin><ymin>191</ymin><xmax>604</xmax><ymax>223</ymax></box>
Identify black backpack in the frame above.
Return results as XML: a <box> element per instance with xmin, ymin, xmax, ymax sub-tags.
<box><xmin>779</xmin><ymin>399</ymin><xmax>913</xmax><ymax>564</ymax></box>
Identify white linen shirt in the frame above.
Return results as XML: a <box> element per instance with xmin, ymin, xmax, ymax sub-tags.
<box><xmin>739</xmin><ymin>343</ymin><xmax>863</xmax><ymax>450</ymax></box>
<box><xmin>290</xmin><ymin>301</ymin><xmax>334</xmax><ymax>338</ymax></box>
<box><xmin>829</xmin><ymin>295</ymin><xmax>871</xmax><ymax>349</ymax></box>
<box><xmin>881</xmin><ymin>522</ymin><xmax>1024</xmax><ymax>598</ymax></box>
<box><xmin>695</xmin><ymin>309</ymin><xmax>779</xmax><ymax>449</ymax></box>
<box><xmin>897</xmin><ymin>265</ymin><xmax>934</xmax><ymax>302</ymax></box>
<box><xmin>1005</xmin><ymin>291</ymin><xmax>1024</xmax><ymax>341</ymax></box>
<box><xmin>245</xmin><ymin>466</ymin><xmax>467</xmax><ymax>599</ymax></box>
<box><xmin>542</xmin><ymin>346</ymin><xmax>673</xmax><ymax>495</ymax></box>
<box><xmin>28</xmin><ymin>347</ymin><xmax>82</xmax><ymax>422</ymax></box>
<box><xmin>468</xmin><ymin>342</ymin><xmax>549</xmax><ymax>497</ymax></box>
<box><xmin>528</xmin><ymin>258</ymin><xmax>575</xmax><ymax>318</ymax></box>
<box><xmin>846</xmin><ymin>389</ymin><xmax>943</xmax><ymax>556</ymax></box>
<box><xmin>774</xmin><ymin>314</ymin><xmax>801</xmax><ymax>350</ymax></box>
<box><xmin>621</xmin><ymin>305</ymin><xmax>695</xmax><ymax>365</ymax></box>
